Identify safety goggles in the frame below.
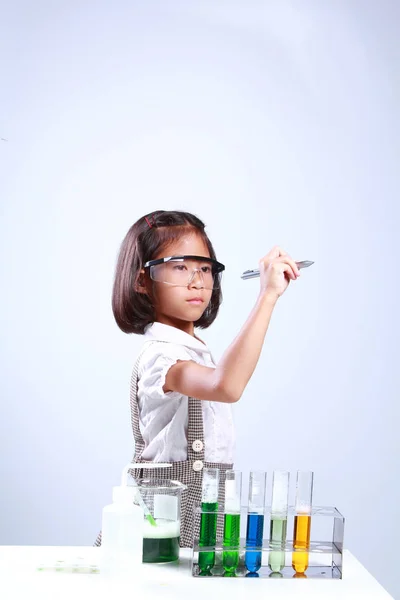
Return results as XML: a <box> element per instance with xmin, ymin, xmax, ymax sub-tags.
<box><xmin>143</xmin><ymin>255</ymin><xmax>225</xmax><ymax>290</ymax></box>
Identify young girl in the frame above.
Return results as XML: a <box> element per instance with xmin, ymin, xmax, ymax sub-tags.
<box><xmin>95</xmin><ymin>210</ymin><xmax>300</xmax><ymax>548</ymax></box>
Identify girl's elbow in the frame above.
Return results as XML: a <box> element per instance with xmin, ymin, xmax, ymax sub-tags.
<box><xmin>214</xmin><ymin>379</ymin><xmax>242</xmax><ymax>403</ymax></box>
<box><xmin>228</xmin><ymin>393</ymin><xmax>241</xmax><ymax>404</ymax></box>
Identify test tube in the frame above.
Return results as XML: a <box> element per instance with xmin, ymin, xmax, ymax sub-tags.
<box><xmin>292</xmin><ymin>470</ymin><xmax>314</xmax><ymax>574</ymax></box>
<box><xmin>268</xmin><ymin>470</ymin><xmax>290</xmax><ymax>573</ymax></box>
<box><xmin>222</xmin><ymin>470</ymin><xmax>242</xmax><ymax>575</ymax></box>
<box><xmin>198</xmin><ymin>468</ymin><xmax>219</xmax><ymax>576</ymax></box>
<box><xmin>245</xmin><ymin>471</ymin><xmax>266</xmax><ymax>573</ymax></box>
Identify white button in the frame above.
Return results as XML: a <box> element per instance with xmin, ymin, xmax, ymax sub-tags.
<box><xmin>192</xmin><ymin>460</ymin><xmax>204</xmax><ymax>472</ymax></box>
<box><xmin>192</xmin><ymin>439</ymin><xmax>204</xmax><ymax>452</ymax></box>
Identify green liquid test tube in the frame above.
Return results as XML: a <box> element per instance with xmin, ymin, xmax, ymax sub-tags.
<box><xmin>198</xmin><ymin>468</ymin><xmax>219</xmax><ymax>576</ymax></box>
<box><xmin>222</xmin><ymin>470</ymin><xmax>242</xmax><ymax>576</ymax></box>
<box><xmin>268</xmin><ymin>470</ymin><xmax>290</xmax><ymax>573</ymax></box>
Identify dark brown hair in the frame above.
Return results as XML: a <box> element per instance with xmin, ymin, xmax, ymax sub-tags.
<box><xmin>112</xmin><ymin>210</ymin><xmax>223</xmax><ymax>334</ymax></box>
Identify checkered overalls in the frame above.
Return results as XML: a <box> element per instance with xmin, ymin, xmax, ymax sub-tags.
<box><xmin>95</xmin><ymin>342</ymin><xmax>233</xmax><ymax>548</ymax></box>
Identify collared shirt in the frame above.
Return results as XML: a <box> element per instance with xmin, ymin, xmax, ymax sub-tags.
<box><xmin>136</xmin><ymin>322</ymin><xmax>235</xmax><ymax>463</ymax></box>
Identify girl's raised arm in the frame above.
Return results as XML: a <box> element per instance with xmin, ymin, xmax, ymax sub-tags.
<box><xmin>164</xmin><ymin>247</ymin><xmax>300</xmax><ymax>403</ymax></box>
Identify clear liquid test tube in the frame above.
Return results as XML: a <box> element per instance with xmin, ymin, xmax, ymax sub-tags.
<box><xmin>292</xmin><ymin>471</ymin><xmax>314</xmax><ymax>574</ymax></box>
<box><xmin>268</xmin><ymin>470</ymin><xmax>290</xmax><ymax>572</ymax></box>
<box><xmin>245</xmin><ymin>471</ymin><xmax>266</xmax><ymax>573</ymax></box>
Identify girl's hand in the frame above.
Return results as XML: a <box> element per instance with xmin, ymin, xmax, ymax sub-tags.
<box><xmin>258</xmin><ymin>246</ymin><xmax>300</xmax><ymax>302</ymax></box>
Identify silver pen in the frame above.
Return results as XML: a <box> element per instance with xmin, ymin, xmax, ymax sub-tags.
<box><xmin>241</xmin><ymin>260</ymin><xmax>314</xmax><ymax>280</ymax></box>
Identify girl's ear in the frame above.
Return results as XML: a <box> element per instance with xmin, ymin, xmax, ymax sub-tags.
<box><xmin>135</xmin><ymin>269</ymin><xmax>149</xmax><ymax>295</ymax></box>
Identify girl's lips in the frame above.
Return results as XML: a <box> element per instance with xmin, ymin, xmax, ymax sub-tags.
<box><xmin>187</xmin><ymin>298</ymin><xmax>204</xmax><ymax>304</ymax></box>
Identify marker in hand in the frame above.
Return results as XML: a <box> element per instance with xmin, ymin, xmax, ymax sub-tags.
<box><xmin>241</xmin><ymin>261</ymin><xmax>314</xmax><ymax>280</ymax></box>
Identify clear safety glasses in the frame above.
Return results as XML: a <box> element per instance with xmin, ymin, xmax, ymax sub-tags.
<box><xmin>143</xmin><ymin>255</ymin><xmax>225</xmax><ymax>290</ymax></box>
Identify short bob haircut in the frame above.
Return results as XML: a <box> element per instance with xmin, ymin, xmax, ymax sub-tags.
<box><xmin>112</xmin><ymin>210</ymin><xmax>223</xmax><ymax>334</ymax></box>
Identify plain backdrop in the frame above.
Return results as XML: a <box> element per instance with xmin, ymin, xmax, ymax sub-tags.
<box><xmin>0</xmin><ymin>1</ymin><xmax>399</xmax><ymax>597</ymax></box>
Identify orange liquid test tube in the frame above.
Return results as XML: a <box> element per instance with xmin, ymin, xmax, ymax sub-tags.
<box><xmin>292</xmin><ymin>471</ymin><xmax>313</xmax><ymax>574</ymax></box>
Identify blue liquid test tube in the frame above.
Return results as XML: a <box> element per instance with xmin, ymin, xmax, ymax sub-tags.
<box><xmin>245</xmin><ymin>471</ymin><xmax>266</xmax><ymax>573</ymax></box>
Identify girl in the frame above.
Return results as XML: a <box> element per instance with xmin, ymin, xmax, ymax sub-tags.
<box><xmin>95</xmin><ymin>210</ymin><xmax>300</xmax><ymax>548</ymax></box>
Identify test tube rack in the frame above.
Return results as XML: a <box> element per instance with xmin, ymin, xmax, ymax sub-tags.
<box><xmin>191</xmin><ymin>505</ymin><xmax>344</xmax><ymax>579</ymax></box>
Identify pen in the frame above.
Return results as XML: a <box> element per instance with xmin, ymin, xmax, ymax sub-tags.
<box><xmin>241</xmin><ymin>261</ymin><xmax>314</xmax><ymax>280</ymax></box>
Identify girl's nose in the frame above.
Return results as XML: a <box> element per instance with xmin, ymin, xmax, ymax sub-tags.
<box><xmin>188</xmin><ymin>269</ymin><xmax>205</xmax><ymax>289</ymax></box>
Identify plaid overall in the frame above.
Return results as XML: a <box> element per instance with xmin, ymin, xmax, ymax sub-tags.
<box><xmin>95</xmin><ymin>342</ymin><xmax>233</xmax><ymax>548</ymax></box>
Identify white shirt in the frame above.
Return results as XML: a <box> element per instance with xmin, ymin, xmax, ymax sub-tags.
<box><xmin>136</xmin><ymin>322</ymin><xmax>235</xmax><ymax>463</ymax></box>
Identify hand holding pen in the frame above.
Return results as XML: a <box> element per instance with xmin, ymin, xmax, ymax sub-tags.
<box><xmin>241</xmin><ymin>247</ymin><xmax>314</xmax><ymax>301</ymax></box>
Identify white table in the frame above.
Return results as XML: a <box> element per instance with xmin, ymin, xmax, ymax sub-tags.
<box><xmin>0</xmin><ymin>545</ymin><xmax>393</xmax><ymax>599</ymax></box>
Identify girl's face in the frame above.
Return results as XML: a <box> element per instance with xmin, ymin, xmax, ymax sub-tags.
<box><xmin>148</xmin><ymin>233</ymin><xmax>214</xmax><ymax>335</ymax></box>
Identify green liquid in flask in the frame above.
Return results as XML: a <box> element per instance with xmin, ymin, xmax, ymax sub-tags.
<box><xmin>268</xmin><ymin>517</ymin><xmax>287</xmax><ymax>572</ymax></box>
<box><xmin>222</xmin><ymin>513</ymin><xmax>240</xmax><ymax>575</ymax></box>
<box><xmin>198</xmin><ymin>501</ymin><xmax>218</xmax><ymax>575</ymax></box>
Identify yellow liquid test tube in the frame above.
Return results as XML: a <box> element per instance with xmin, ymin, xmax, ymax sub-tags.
<box><xmin>291</xmin><ymin>471</ymin><xmax>313</xmax><ymax>575</ymax></box>
<box><xmin>292</xmin><ymin>514</ymin><xmax>311</xmax><ymax>573</ymax></box>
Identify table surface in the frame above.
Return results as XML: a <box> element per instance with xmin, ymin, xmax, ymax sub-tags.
<box><xmin>0</xmin><ymin>545</ymin><xmax>393</xmax><ymax>600</ymax></box>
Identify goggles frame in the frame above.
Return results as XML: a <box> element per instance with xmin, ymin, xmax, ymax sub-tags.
<box><xmin>143</xmin><ymin>255</ymin><xmax>225</xmax><ymax>289</ymax></box>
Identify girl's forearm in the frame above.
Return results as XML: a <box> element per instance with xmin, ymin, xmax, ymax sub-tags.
<box><xmin>214</xmin><ymin>292</ymin><xmax>278</xmax><ymax>402</ymax></box>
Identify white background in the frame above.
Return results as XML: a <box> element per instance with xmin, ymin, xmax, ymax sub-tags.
<box><xmin>0</xmin><ymin>1</ymin><xmax>399</xmax><ymax>597</ymax></box>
